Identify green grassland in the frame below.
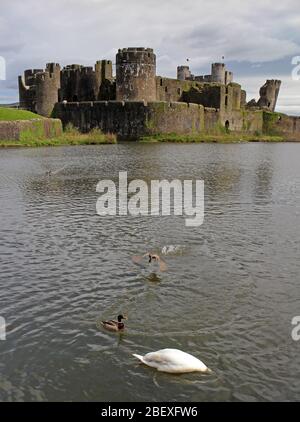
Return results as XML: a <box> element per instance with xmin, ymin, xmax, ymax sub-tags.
<box><xmin>0</xmin><ymin>108</ymin><xmax>42</xmax><ymax>121</ymax></box>
<box><xmin>139</xmin><ymin>133</ymin><xmax>284</xmax><ymax>143</ymax></box>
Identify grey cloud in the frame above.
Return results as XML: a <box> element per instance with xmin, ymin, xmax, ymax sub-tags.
<box><xmin>0</xmin><ymin>0</ymin><xmax>299</xmax><ymax>113</ymax></box>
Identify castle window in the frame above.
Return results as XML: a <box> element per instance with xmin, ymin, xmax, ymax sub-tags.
<box><xmin>225</xmin><ymin>120</ymin><xmax>230</xmax><ymax>131</ymax></box>
<box><xmin>165</xmin><ymin>86</ymin><xmax>168</xmax><ymax>93</ymax></box>
<box><xmin>177</xmin><ymin>88</ymin><xmax>181</xmax><ymax>95</ymax></box>
<box><xmin>160</xmin><ymin>79</ymin><xmax>163</xmax><ymax>86</ymax></box>
<box><xmin>225</xmin><ymin>96</ymin><xmax>228</xmax><ymax>107</ymax></box>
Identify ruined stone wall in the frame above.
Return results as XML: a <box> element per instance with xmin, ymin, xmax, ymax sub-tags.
<box><xmin>195</xmin><ymin>75</ymin><xmax>212</xmax><ymax>83</ymax></box>
<box><xmin>257</xmin><ymin>80</ymin><xmax>281</xmax><ymax>112</ymax></box>
<box><xmin>52</xmin><ymin>100</ymin><xmax>300</xmax><ymax>140</ymax></box>
<box><xmin>203</xmin><ymin>108</ymin><xmax>221</xmax><ymax>132</ymax></box>
<box><xmin>225</xmin><ymin>71</ymin><xmax>233</xmax><ymax>85</ymax></box>
<box><xmin>156</xmin><ymin>77</ymin><xmax>225</xmax><ymax>110</ymax></box>
<box><xmin>60</xmin><ymin>65</ymin><xmax>100</xmax><ymax>102</ymax></box>
<box><xmin>146</xmin><ymin>102</ymin><xmax>204</xmax><ymax>134</ymax></box>
<box><xmin>241</xmin><ymin>90</ymin><xmax>247</xmax><ymax>108</ymax></box>
<box><xmin>224</xmin><ymin>83</ymin><xmax>242</xmax><ymax>113</ymax></box>
<box><xmin>156</xmin><ymin>77</ymin><xmax>186</xmax><ymax>102</ymax></box>
<box><xmin>116</xmin><ymin>48</ymin><xmax>156</xmax><ymax>102</ymax></box>
<box><xmin>0</xmin><ymin>118</ymin><xmax>62</xmax><ymax>141</ymax></box>
<box><xmin>263</xmin><ymin>112</ymin><xmax>300</xmax><ymax>140</ymax></box>
<box><xmin>59</xmin><ymin>60</ymin><xmax>114</xmax><ymax>103</ymax></box>
<box><xmin>230</xmin><ymin>83</ymin><xmax>242</xmax><ymax>111</ymax></box>
<box><xmin>182</xmin><ymin>84</ymin><xmax>225</xmax><ymax>110</ymax></box>
<box><xmin>53</xmin><ymin>101</ymin><xmax>205</xmax><ymax>138</ymax></box>
<box><xmin>222</xmin><ymin>110</ymin><xmax>264</xmax><ymax>133</ymax></box>
<box><xmin>18</xmin><ymin>76</ymin><xmax>36</xmax><ymax>112</ymax></box>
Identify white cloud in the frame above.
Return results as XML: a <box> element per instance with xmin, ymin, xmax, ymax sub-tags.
<box><xmin>0</xmin><ymin>0</ymin><xmax>299</xmax><ymax>112</ymax></box>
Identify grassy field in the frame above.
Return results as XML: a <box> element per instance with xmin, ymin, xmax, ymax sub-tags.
<box><xmin>0</xmin><ymin>108</ymin><xmax>42</xmax><ymax>121</ymax></box>
<box><xmin>139</xmin><ymin>133</ymin><xmax>285</xmax><ymax>143</ymax></box>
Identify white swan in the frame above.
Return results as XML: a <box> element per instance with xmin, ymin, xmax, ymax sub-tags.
<box><xmin>133</xmin><ymin>349</ymin><xmax>210</xmax><ymax>374</ymax></box>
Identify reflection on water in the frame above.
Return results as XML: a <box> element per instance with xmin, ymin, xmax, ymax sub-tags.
<box><xmin>0</xmin><ymin>143</ymin><xmax>300</xmax><ymax>402</ymax></box>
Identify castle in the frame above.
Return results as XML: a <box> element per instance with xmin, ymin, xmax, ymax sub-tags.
<box><xmin>18</xmin><ymin>47</ymin><xmax>300</xmax><ymax>140</ymax></box>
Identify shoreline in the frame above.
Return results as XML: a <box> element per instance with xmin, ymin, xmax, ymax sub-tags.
<box><xmin>2</xmin><ymin>133</ymin><xmax>299</xmax><ymax>148</ymax></box>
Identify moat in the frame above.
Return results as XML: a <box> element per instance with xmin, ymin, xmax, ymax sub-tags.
<box><xmin>0</xmin><ymin>143</ymin><xmax>300</xmax><ymax>401</ymax></box>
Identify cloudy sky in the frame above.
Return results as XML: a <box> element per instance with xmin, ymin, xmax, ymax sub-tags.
<box><xmin>0</xmin><ymin>0</ymin><xmax>300</xmax><ymax>114</ymax></box>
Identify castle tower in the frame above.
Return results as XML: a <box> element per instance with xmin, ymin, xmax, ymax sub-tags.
<box><xmin>225</xmin><ymin>71</ymin><xmax>233</xmax><ymax>85</ymax></box>
<box><xmin>211</xmin><ymin>63</ymin><xmax>226</xmax><ymax>84</ymax></box>
<box><xmin>96</xmin><ymin>60</ymin><xmax>113</xmax><ymax>81</ymax></box>
<box><xmin>116</xmin><ymin>48</ymin><xmax>156</xmax><ymax>102</ymax></box>
<box><xmin>177</xmin><ymin>66</ymin><xmax>191</xmax><ymax>81</ymax></box>
<box><xmin>36</xmin><ymin>63</ymin><xmax>61</xmax><ymax>117</ymax></box>
<box><xmin>257</xmin><ymin>80</ymin><xmax>281</xmax><ymax>112</ymax></box>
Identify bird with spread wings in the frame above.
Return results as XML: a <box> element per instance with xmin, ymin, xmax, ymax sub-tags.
<box><xmin>132</xmin><ymin>253</ymin><xmax>168</xmax><ymax>272</ymax></box>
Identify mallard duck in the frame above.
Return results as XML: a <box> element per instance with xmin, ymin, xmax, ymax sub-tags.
<box><xmin>132</xmin><ymin>253</ymin><xmax>168</xmax><ymax>272</ymax></box>
<box><xmin>101</xmin><ymin>315</ymin><xmax>127</xmax><ymax>332</ymax></box>
<box><xmin>133</xmin><ymin>349</ymin><xmax>210</xmax><ymax>374</ymax></box>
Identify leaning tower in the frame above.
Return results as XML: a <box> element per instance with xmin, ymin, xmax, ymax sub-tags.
<box><xmin>116</xmin><ymin>48</ymin><xmax>156</xmax><ymax>102</ymax></box>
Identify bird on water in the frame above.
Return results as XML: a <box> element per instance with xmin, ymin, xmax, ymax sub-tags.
<box><xmin>132</xmin><ymin>253</ymin><xmax>168</xmax><ymax>272</ymax></box>
<box><xmin>101</xmin><ymin>315</ymin><xmax>127</xmax><ymax>332</ymax></box>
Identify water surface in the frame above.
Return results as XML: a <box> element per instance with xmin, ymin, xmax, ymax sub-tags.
<box><xmin>0</xmin><ymin>143</ymin><xmax>300</xmax><ymax>401</ymax></box>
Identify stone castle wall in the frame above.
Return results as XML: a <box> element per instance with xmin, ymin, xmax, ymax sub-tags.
<box><xmin>0</xmin><ymin>118</ymin><xmax>62</xmax><ymax>141</ymax></box>
<box><xmin>53</xmin><ymin>101</ymin><xmax>207</xmax><ymax>138</ymax></box>
<box><xmin>52</xmin><ymin>100</ymin><xmax>270</xmax><ymax>139</ymax></box>
<box><xmin>59</xmin><ymin>60</ymin><xmax>114</xmax><ymax>102</ymax></box>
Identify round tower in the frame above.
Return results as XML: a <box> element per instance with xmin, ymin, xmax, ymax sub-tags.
<box><xmin>211</xmin><ymin>63</ymin><xmax>226</xmax><ymax>84</ymax></box>
<box><xmin>116</xmin><ymin>48</ymin><xmax>156</xmax><ymax>102</ymax></box>
<box><xmin>177</xmin><ymin>66</ymin><xmax>191</xmax><ymax>81</ymax></box>
<box><xmin>36</xmin><ymin>64</ymin><xmax>61</xmax><ymax>117</ymax></box>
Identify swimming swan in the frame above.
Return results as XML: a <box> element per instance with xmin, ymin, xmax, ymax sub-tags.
<box><xmin>133</xmin><ymin>349</ymin><xmax>210</xmax><ymax>374</ymax></box>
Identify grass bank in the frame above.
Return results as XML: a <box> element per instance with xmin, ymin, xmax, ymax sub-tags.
<box><xmin>139</xmin><ymin>133</ymin><xmax>285</xmax><ymax>143</ymax></box>
<box><xmin>0</xmin><ymin>108</ymin><xmax>42</xmax><ymax>121</ymax></box>
<box><xmin>0</xmin><ymin>124</ymin><xmax>117</xmax><ymax>147</ymax></box>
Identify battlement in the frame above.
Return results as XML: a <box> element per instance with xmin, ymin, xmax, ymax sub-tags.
<box><xmin>96</xmin><ymin>60</ymin><xmax>112</xmax><ymax>65</ymax></box>
<box><xmin>46</xmin><ymin>63</ymin><xmax>60</xmax><ymax>74</ymax></box>
<box><xmin>117</xmin><ymin>47</ymin><xmax>156</xmax><ymax>64</ymax></box>
<box><xmin>118</xmin><ymin>47</ymin><xmax>154</xmax><ymax>53</ymax></box>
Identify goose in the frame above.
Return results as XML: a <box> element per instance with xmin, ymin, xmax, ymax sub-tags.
<box><xmin>132</xmin><ymin>253</ymin><xmax>168</xmax><ymax>272</ymax></box>
<box><xmin>101</xmin><ymin>315</ymin><xmax>127</xmax><ymax>332</ymax></box>
<box><xmin>133</xmin><ymin>349</ymin><xmax>210</xmax><ymax>374</ymax></box>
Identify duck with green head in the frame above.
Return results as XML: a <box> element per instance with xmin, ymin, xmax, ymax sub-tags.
<box><xmin>101</xmin><ymin>315</ymin><xmax>127</xmax><ymax>332</ymax></box>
